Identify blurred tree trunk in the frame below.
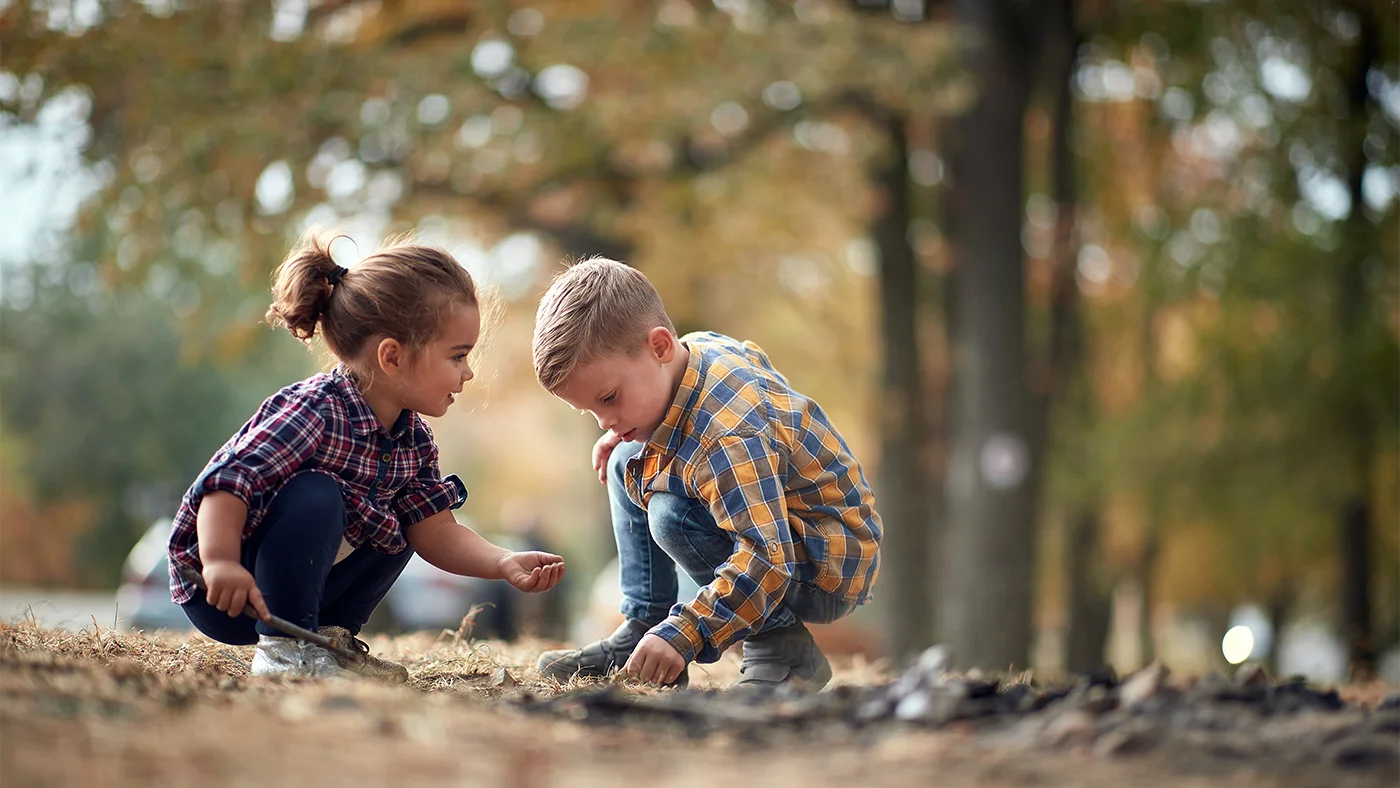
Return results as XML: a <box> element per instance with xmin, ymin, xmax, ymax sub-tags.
<box><xmin>1337</xmin><ymin>2</ymin><xmax>1379</xmax><ymax>681</ymax></box>
<box><xmin>1339</xmin><ymin>499</ymin><xmax>1374</xmax><ymax>677</ymax></box>
<box><xmin>941</xmin><ymin>0</ymin><xmax>1038</xmax><ymax>671</ymax></box>
<box><xmin>1138</xmin><ymin>506</ymin><xmax>1161</xmax><ymax>666</ymax></box>
<box><xmin>1027</xmin><ymin>0</ymin><xmax>1114</xmax><ymax>677</ymax></box>
<box><xmin>1203</xmin><ymin>603</ymin><xmax>1232</xmax><ymax>673</ymax></box>
<box><xmin>1064</xmin><ymin>509</ymin><xmax>1113</xmax><ymax>673</ymax></box>
<box><xmin>1265</xmin><ymin>582</ymin><xmax>1294</xmax><ymax>676</ymax></box>
<box><xmin>870</xmin><ymin>109</ymin><xmax>936</xmax><ymax>661</ymax></box>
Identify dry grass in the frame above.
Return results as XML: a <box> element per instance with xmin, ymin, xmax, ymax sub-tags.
<box><xmin>0</xmin><ymin>614</ymin><xmax>890</xmax><ymax>701</ymax></box>
<box><xmin>2</xmin><ymin>617</ymin><xmax>1393</xmax><ymax>788</ymax></box>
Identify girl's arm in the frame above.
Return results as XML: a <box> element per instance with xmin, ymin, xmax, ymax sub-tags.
<box><xmin>196</xmin><ymin>491</ymin><xmax>270</xmax><ymax>619</ymax></box>
<box><xmin>406</xmin><ymin>510</ymin><xmax>565</xmax><ymax>592</ymax></box>
<box><xmin>196</xmin><ymin>491</ymin><xmax>248</xmax><ymax>565</ymax></box>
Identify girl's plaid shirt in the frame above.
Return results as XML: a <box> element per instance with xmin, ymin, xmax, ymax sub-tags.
<box><xmin>166</xmin><ymin>369</ymin><xmax>465</xmax><ymax>604</ymax></box>
<box><xmin>625</xmin><ymin>332</ymin><xmax>883</xmax><ymax>664</ymax></box>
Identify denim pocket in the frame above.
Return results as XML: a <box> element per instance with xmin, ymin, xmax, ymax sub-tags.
<box><xmin>785</xmin><ymin>582</ymin><xmax>855</xmax><ymax>625</ymax></box>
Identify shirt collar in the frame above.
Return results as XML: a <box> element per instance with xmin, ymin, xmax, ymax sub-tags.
<box><xmin>644</xmin><ymin>341</ymin><xmax>706</xmax><ymax>461</ymax></box>
<box><xmin>333</xmin><ymin>367</ymin><xmax>412</xmax><ymax>440</ymax></box>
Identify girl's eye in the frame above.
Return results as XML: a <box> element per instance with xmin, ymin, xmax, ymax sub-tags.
<box><xmin>453</xmin><ymin>354</ymin><xmax>468</xmax><ymax>362</ymax></box>
<box><xmin>603</xmin><ymin>393</ymin><xmax>616</xmax><ymax>404</ymax></box>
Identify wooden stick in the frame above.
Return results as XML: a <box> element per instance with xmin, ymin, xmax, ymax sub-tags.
<box><xmin>177</xmin><ymin>564</ymin><xmax>364</xmax><ymax>664</ymax></box>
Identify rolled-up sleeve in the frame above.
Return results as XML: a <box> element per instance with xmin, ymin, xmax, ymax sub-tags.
<box><xmin>195</xmin><ymin>393</ymin><xmax>325</xmax><ymax>511</ymax></box>
<box><xmin>653</xmin><ymin>432</ymin><xmax>794</xmax><ymax>664</ymax></box>
<box><xmin>392</xmin><ymin>424</ymin><xmax>467</xmax><ymax>527</ymax></box>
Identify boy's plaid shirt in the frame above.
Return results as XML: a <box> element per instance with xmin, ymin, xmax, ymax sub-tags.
<box><xmin>626</xmin><ymin>332</ymin><xmax>883</xmax><ymax>664</ymax></box>
<box><xmin>167</xmin><ymin>369</ymin><xmax>465</xmax><ymax>604</ymax></box>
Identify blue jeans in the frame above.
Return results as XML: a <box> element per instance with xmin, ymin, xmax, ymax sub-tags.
<box><xmin>181</xmin><ymin>472</ymin><xmax>412</xmax><ymax>645</ymax></box>
<box><xmin>608</xmin><ymin>442</ymin><xmax>854</xmax><ymax>639</ymax></box>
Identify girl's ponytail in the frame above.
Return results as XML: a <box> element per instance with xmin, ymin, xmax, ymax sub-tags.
<box><xmin>263</xmin><ymin>230</ymin><xmax>478</xmax><ymax>375</ymax></box>
<box><xmin>265</xmin><ymin>234</ymin><xmax>341</xmax><ymax>342</ymax></box>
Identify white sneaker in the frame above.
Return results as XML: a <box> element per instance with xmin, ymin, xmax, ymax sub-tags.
<box><xmin>250</xmin><ymin>635</ymin><xmax>350</xmax><ymax>679</ymax></box>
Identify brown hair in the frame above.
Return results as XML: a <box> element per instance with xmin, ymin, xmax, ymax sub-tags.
<box><xmin>532</xmin><ymin>257</ymin><xmax>675</xmax><ymax>392</ymax></box>
<box><xmin>265</xmin><ymin>231</ymin><xmax>478</xmax><ymax>372</ymax></box>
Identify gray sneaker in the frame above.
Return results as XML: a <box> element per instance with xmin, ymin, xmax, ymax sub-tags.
<box><xmin>537</xmin><ymin>618</ymin><xmax>688</xmax><ymax>688</ymax></box>
<box><xmin>734</xmin><ymin>622</ymin><xmax>832</xmax><ymax>692</ymax></box>
<box><xmin>250</xmin><ymin>635</ymin><xmax>349</xmax><ymax>679</ymax></box>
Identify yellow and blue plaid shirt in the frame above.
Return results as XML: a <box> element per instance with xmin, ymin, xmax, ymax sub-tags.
<box><xmin>626</xmin><ymin>332</ymin><xmax>882</xmax><ymax>664</ymax></box>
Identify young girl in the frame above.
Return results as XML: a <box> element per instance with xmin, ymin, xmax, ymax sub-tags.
<box><xmin>167</xmin><ymin>232</ymin><xmax>564</xmax><ymax>681</ymax></box>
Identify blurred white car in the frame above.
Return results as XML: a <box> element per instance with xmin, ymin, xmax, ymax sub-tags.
<box><xmin>115</xmin><ymin>518</ymin><xmax>191</xmax><ymax>631</ymax></box>
<box><xmin>571</xmin><ymin>555</ymin><xmax>702</xmax><ymax>645</ymax></box>
<box><xmin>115</xmin><ymin>516</ymin><xmax>519</xmax><ymax>636</ymax></box>
<box><xmin>381</xmin><ymin>553</ymin><xmax>503</xmax><ymax>633</ymax></box>
<box><xmin>381</xmin><ymin>524</ymin><xmax>523</xmax><ymax>637</ymax></box>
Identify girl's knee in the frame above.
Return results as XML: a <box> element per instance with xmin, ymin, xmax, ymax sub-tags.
<box><xmin>181</xmin><ymin>601</ymin><xmax>258</xmax><ymax>645</ymax></box>
<box><xmin>275</xmin><ymin>472</ymin><xmax>346</xmax><ymax>518</ymax></box>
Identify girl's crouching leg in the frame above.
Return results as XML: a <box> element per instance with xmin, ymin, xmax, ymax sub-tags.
<box><xmin>179</xmin><ymin>596</ymin><xmax>258</xmax><ymax>645</ymax></box>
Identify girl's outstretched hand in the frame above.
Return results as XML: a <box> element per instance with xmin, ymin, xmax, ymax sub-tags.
<box><xmin>497</xmin><ymin>551</ymin><xmax>565</xmax><ymax>593</ymax></box>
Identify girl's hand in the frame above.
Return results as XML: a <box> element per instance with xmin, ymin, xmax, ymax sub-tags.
<box><xmin>497</xmin><ymin>551</ymin><xmax>565</xmax><ymax>592</ymax></box>
<box><xmin>624</xmin><ymin>634</ymin><xmax>686</xmax><ymax>685</ymax></box>
<box><xmin>202</xmin><ymin>560</ymin><xmax>270</xmax><ymax>620</ymax></box>
<box><xmin>591</xmin><ymin>432</ymin><xmax>624</xmax><ymax>484</ymax></box>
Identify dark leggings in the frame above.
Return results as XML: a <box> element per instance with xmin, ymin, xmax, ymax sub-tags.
<box><xmin>180</xmin><ymin>472</ymin><xmax>413</xmax><ymax>645</ymax></box>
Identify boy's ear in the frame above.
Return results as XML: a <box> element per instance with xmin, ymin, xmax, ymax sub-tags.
<box><xmin>376</xmin><ymin>337</ymin><xmax>406</xmax><ymax>377</ymax></box>
<box><xmin>647</xmin><ymin>326</ymin><xmax>677</xmax><ymax>363</ymax></box>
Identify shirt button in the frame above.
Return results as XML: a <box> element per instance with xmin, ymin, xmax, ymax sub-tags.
<box><xmin>381</xmin><ymin>453</ymin><xmax>392</xmax><ymax>463</ymax></box>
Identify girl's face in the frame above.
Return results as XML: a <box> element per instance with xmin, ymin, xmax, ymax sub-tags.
<box><xmin>400</xmin><ymin>302</ymin><xmax>480</xmax><ymax>418</ymax></box>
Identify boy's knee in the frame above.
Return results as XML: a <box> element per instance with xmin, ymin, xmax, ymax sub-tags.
<box><xmin>646</xmin><ymin>494</ymin><xmax>701</xmax><ymax>550</ymax></box>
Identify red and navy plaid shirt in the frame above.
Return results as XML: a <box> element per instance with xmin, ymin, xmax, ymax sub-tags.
<box><xmin>167</xmin><ymin>368</ymin><xmax>466</xmax><ymax>604</ymax></box>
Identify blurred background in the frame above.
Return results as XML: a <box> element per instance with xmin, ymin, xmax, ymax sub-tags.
<box><xmin>1</xmin><ymin>0</ymin><xmax>1397</xmax><ymax>683</ymax></box>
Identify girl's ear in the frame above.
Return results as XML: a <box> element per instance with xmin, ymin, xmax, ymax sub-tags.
<box><xmin>376</xmin><ymin>337</ymin><xmax>406</xmax><ymax>377</ymax></box>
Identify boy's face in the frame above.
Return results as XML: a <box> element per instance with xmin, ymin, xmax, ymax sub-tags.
<box><xmin>554</xmin><ymin>328</ymin><xmax>682</xmax><ymax>444</ymax></box>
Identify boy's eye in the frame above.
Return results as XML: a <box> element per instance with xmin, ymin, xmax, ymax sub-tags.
<box><xmin>602</xmin><ymin>393</ymin><xmax>616</xmax><ymax>404</ymax></box>
<box><xmin>453</xmin><ymin>353</ymin><xmax>468</xmax><ymax>362</ymax></box>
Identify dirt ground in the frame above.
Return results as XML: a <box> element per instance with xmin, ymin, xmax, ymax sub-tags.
<box><xmin>1</xmin><ymin>619</ymin><xmax>1394</xmax><ymax>788</ymax></box>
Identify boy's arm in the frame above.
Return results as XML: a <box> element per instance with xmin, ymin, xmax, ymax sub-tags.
<box><xmin>651</xmin><ymin>432</ymin><xmax>795</xmax><ymax>664</ymax></box>
<box><xmin>405</xmin><ymin>510</ymin><xmax>565</xmax><ymax>592</ymax></box>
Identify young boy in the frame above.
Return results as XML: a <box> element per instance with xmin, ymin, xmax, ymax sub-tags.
<box><xmin>531</xmin><ymin>259</ymin><xmax>882</xmax><ymax>691</ymax></box>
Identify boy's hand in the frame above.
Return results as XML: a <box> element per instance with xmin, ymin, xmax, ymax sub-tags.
<box><xmin>202</xmin><ymin>560</ymin><xmax>270</xmax><ymax>620</ymax></box>
<box><xmin>591</xmin><ymin>432</ymin><xmax>624</xmax><ymax>484</ymax></box>
<box><xmin>624</xmin><ymin>633</ymin><xmax>685</xmax><ymax>685</ymax></box>
<box><xmin>497</xmin><ymin>551</ymin><xmax>565</xmax><ymax>592</ymax></box>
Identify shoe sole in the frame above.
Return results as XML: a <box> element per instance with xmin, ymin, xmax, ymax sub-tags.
<box><xmin>793</xmin><ymin>650</ymin><xmax>833</xmax><ymax>692</ymax></box>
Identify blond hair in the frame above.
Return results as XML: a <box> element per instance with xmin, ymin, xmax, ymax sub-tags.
<box><xmin>532</xmin><ymin>258</ymin><xmax>675</xmax><ymax>392</ymax></box>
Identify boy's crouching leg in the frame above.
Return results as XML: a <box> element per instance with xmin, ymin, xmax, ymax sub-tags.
<box><xmin>537</xmin><ymin>618</ymin><xmax>689</xmax><ymax>688</ymax></box>
<box><xmin>734</xmin><ymin>584</ymin><xmax>853</xmax><ymax>692</ymax></box>
<box><xmin>734</xmin><ymin>621</ymin><xmax>832</xmax><ymax>692</ymax></box>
